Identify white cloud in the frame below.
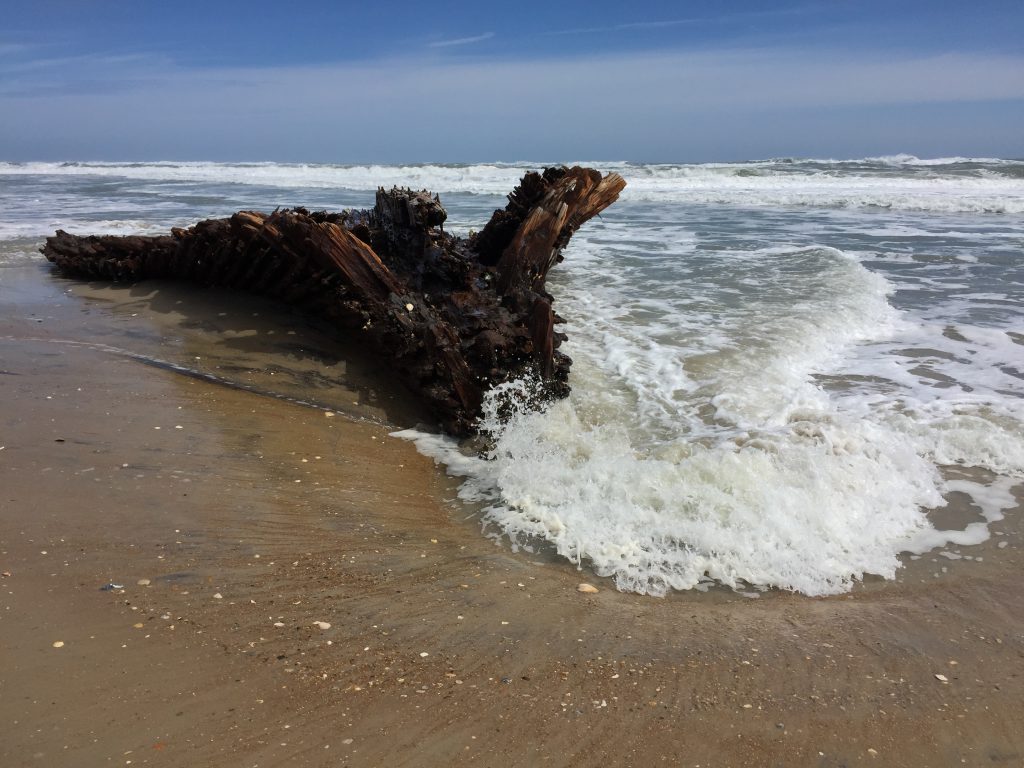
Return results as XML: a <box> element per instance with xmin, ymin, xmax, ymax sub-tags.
<box><xmin>543</xmin><ymin>6</ymin><xmax>818</xmax><ymax>37</ymax></box>
<box><xmin>428</xmin><ymin>32</ymin><xmax>495</xmax><ymax>48</ymax></box>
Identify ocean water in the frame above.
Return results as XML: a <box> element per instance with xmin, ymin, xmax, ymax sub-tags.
<box><xmin>2</xmin><ymin>157</ymin><xmax>1022</xmax><ymax>596</ymax></box>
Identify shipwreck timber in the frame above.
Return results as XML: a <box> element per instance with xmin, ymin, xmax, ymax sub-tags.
<box><xmin>42</xmin><ymin>166</ymin><xmax>626</xmax><ymax>435</ymax></box>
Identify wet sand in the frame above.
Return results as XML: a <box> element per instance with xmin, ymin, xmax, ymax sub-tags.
<box><xmin>2</xmin><ymin>262</ymin><xmax>1023</xmax><ymax>767</ymax></box>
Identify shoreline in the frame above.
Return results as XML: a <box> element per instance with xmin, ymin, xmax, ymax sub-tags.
<box><xmin>2</xmin><ymin>262</ymin><xmax>1023</xmax><ymax>767</ymax></box>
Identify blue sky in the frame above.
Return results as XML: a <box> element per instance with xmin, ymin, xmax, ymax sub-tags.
<box><xmin>1</xmin><ymin>0</ymin><xmax>1022</xmax><ymax>162</ymax></box>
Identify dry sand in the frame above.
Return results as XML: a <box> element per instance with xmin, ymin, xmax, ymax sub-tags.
<box><xmin>2</xmin><ymin>263</ymin><xmax>1023</xmax><ymax>767</ymax></box>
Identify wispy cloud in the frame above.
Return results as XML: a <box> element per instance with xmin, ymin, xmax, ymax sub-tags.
<box><xmin>0</xmin><ymin>51</ymin><xmax>165</xmax><ymax>75</ymax></box>
<box><xmin>0</xmin><ymin>42</ymin><xmax>33</xmax><ymax>56</ymax></box>
<box><xmin>428</xmin><ymin>32</ymin><xmax>494</xmax><ymax>48</ymax></box>
<box><xmin>544</xmin><ymin>6</ymin><xmax>816</xmax><ymax>37</ymax></box>
<box><xmin>0</xmin><ymin>51</ymin><xmax>177</xmax><ymax>98</ymax></box>
<box><xmin>544</xmin><ymin>18</ymin><xmax>699</xmax><ymax>36</ymax></box>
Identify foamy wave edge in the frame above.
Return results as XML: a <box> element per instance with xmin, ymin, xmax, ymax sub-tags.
<box><xmin>4</xmin><ymin>159</ymin><xmax>1023</xmax><ymax>215</ymax></box>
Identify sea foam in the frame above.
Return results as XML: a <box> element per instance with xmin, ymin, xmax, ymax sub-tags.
<box><xmin>397</xmin><ymin>225</ymin><xmax>1023</xmax><ymax>596</ymax></box>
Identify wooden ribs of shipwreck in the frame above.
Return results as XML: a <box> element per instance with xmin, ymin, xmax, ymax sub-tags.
<box><xmin>42</xmin><ymin>166</ymin><xmax>626</xmax><ymax>435</ymax></box>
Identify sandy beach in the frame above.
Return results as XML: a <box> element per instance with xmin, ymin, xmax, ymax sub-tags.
<box><xmin>2</xmin><ymin>262</ymin><xmax>1023</xmax><ymax>767</ymax></box>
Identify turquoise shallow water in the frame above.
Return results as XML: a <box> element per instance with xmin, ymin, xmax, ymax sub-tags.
<box><xmin>3</xmin><ymin>157</ymin><xmax>1023</xmax><ymax>595</ymax></box>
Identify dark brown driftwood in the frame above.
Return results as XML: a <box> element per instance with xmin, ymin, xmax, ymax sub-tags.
<box><xmin>42</xmin><ymin>166</ymin><xmax>626</xmax><ymax>435</ymax></box>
